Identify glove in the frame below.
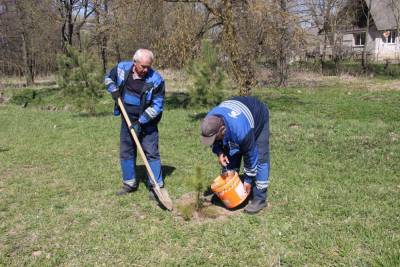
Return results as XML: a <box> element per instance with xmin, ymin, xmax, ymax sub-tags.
<box><xmin>131</xmin><ymin>121</ymin><xmax>141</xmax><ymax>136</ymax></box>
<box><xmin>111</xmin><ymin>90</ymin><xmax>120</xmax><ymax>101</ymax></box>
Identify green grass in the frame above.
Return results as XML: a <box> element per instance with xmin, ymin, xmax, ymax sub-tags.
<box><xmin>1</xmin><ymin>79</ymin><xmax>400</xmax><ymax>266</ymax></box>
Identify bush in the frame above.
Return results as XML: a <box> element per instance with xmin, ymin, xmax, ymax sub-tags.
<box><xmin>57</xmin><ymin>46</ymin><xmax>104</xmax><ymax>114</ymax></box>
<box><xmin>187</xmin><ymin>41</ymin><xmax>226</xmax><ymax>107</ymax></box>
<box><xmin>382</xmin><ymin>64</ymin><xmax>400</xmax><ymax>77</ymax></box>
<box><xmin>9</xmin><ymin>89</ymin><xmax>36</xmax><ymax>106</ymax></box>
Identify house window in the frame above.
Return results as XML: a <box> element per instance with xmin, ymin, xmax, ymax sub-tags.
<box><xmin>383</xmin><ymin>31</ymin><xmax>397</xmax><ymax>44</ymax></box>
<box><xmin>354</xmin><ymin>32</ymin><xmax>366</xmax><ymax>46</ymax></box>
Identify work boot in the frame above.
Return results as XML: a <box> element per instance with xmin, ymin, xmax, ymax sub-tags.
<box><xmin>116</xmin><ymin>182</ymin><xmax>138</xmax><ymax>196</ymax></box>
<box><xmin>243</xmin><ymin>199</ymin><xmax>267</xmax><ymax>214</ymax></box>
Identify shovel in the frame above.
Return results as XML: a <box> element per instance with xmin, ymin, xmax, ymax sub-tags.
<box><xmin>117</xmin><ymin>98</ymin><xmax>173</xmax><ymax>211</ymax></box>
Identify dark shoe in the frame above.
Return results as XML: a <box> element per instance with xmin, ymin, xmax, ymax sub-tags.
<box><xmin>244</xmin><ymin>199</ymin><xmax>267</xmax><ymax>214</ymax></box>
<box><xmin>116</xmin><ymin>183</ymin><xmax>138</xmax><ymax>196</ymax></box>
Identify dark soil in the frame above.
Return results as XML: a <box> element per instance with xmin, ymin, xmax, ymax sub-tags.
<box><xmin>174</xmin><ymin>191</ymin><xmax>248</xmax><ymax>222</ymax></box>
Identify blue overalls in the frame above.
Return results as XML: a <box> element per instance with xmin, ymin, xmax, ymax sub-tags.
<box><xmin>104</xmin><ymin>61</ymin><xmax>165</xmax><ymax>187</ymax></box>
<box><xmin>208</xmin><ymin>96</ymin><xmax>270</xmax><ymax>202</ymax></box>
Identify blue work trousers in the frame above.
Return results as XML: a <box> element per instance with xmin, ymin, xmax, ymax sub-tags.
<box><xmin>224</xmin><ymin>122</ymin><xmax>270</xmax><ymax>201</ymax></box>
<box><xmin>119</xmin><ymin>105</ymin><xmax>163</xmax><ymax>187</ymax></box>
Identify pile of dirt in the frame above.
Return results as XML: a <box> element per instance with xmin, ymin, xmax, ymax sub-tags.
<box><xmin>173</xmin><ymin>192</ymin><xmax>245</xmax><ymax>222</ymax></box>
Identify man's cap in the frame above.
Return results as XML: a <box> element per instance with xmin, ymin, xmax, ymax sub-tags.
<box><xmin>200</xmin><ymin>115</ymin><xmax>224</xmax><ymax>146</ymax></box>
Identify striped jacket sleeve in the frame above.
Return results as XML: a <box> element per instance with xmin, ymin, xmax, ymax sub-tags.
<box><xmin>104</xmin><ymin>66</ymin><xmax>119</xmax><ymax>93</ymax></box>
<box><xmin>138</xmin><ymin>80</ymin><xmax>165</xmax><ymax>124</ymax></box>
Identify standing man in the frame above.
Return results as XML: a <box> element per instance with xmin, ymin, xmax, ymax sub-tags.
<box><xmin>105</xmin><ymin>49</ymin><xmax>166</xmax><ymax>197</ymax></box>
<box><xmin>200</xmin><ymin>96</ymin><xmax>270</xmax><ymax>214</ymax></box>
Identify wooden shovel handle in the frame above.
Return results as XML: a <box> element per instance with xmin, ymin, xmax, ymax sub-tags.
<box><xmin>117</xmin><ymin>98</ymin><xmax>173</xmax><ymax>210</ymax></box>
<box><xmin>117</xmin><ymin>98</ymin><xmax>159</xmax><ymax>188</ymax></box>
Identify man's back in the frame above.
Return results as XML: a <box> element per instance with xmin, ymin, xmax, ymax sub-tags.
<box><xmin>225</xmin><ymin>96</ymin><xmax>268</xmax><ymax>138</ymax></box>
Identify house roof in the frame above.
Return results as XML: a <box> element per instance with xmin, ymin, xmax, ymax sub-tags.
<box><xmin>366</xmin><ymin>0</ymin><xmax>398</xmax><ymax>30</ymax></box>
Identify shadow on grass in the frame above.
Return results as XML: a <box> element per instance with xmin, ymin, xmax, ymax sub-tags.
<box><xmin>73</xmin><ymin>111</ymin><xmax>113</xmax><ymax>118</ymax></box>
<box><xmin>203</xmin><ymin>186</ymin><xmax>249</xmax><ymax>211</ymax></box>
<box><xmin>0</xmin><ymin>147</ymin><xmax>10</xmax><ymax>153</ymax></box>
<box><xmin>135</xmin><ymin>165</ymin><xmax>176</xmax><ymax>185</ymax></box>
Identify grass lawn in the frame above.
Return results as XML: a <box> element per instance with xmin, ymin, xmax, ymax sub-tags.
<box><xmin>0</xmin><ymin>78</ymin><xmax>399</xmax><ymax>266</ymax></box>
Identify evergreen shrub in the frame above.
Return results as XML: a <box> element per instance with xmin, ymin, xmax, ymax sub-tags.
<box><xmin>57</xmin><ymin>46</ymin><xmax>103</xmax><ymax>114</ymax></box>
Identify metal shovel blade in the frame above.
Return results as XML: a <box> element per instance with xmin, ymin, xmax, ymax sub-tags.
<box><xmin>153</xmin><ymin>186</ymin><xmax>173</xmax><ymax>211</ymax></box>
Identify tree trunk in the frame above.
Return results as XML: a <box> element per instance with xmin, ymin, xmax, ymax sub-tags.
<box><xmin>100</xmin><ymin>0</ymin><xmax>108</xmax><ymax>74</ymax></box>
<box><xmin>333</xmin><ymin>33</ymin><xmax>340</xmax><ymax>75</ymax></box>
<box><xmin>362</xmin><ymin>0</ymin><xmax>371</xmax><ymax>71</ymax></box>
<box><xmin>277</xmin><ymin>0</ymin><xmax>289</xmax><ymax>87</ymax></box>
<box><xmin>115</xmin><ymin>42</ymin><xmax>121</xmax><ymax>63</ymax></box>
<box><xmin>320</xmin><ymin>31</ymin><xmax>328</xmax><ymax>74</ymax></box>
<box><xmin>60</xmin><ymin>0</ymin><xmax>74</xmax><ymax>51</ymax></box>
<box><xmin>16</xmin><ymin>1</ymin><xmax>34</xmax><ymax>85</ymax></box>
<box><xmin>20</xmin><ymin>31</ymin><xmax>34</xmax><ymax>86</ymax></box>
<box><xmin>222</xmin><ymin>0</ymin><xmax>254</xmax><ymax>96</ymax></box>
<box><xmin>67</xmin><ymin>0</ymin><xmax>73</xmax><ymax>46</ymax></box>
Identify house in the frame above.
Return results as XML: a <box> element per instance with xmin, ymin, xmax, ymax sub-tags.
<box><xmin>340</xmin><ymin>0</ymin><xmax>399</xmax><ymax>62</ymax></box>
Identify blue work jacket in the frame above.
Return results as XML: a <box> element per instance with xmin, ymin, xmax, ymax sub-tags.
<box><xmin>104</xmin><ymin>61</ymin><xmax>165</xmax><ymax>124</ymax></box>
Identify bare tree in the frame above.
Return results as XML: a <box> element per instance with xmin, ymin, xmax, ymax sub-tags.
<box><xmin>103</xmin><ymin>1</ymin><xmax>167</xmax><ymax>64</ymax></box>
<box><xmin>250</xmin><ymin>0</ymin><xmax>308</xmax><ymax>86</ymax></box>
<box><xmin>93</xmin><ymin>0</ymin><xmax>108</xmax><ymax>73</ymax></box>
<box><xmin>164</xmin><ymin>0</ymin><xmax>256</xmax><ymax>95</ymax></box>
<box><xmin>152</xmin><ymin>2</ymin><xmax>206</xmax><ymax>68</ymax></box>
<box><xmin>56</xmin><ymin>0</ymin><xmax>95</xmax><ymax>51</ymax></box>
<box><xmin>276</xmin><ymin>0</ymin><xmax>290</xmax><ymax>87</ymax></box>
<box><xmin>0</xmin><ymin>0</ymin><xmax>59</xmax><ymax>84</ymax></box>
<box><xmin>306</xmin><ymin>0</ymin><xmax>350</xmax><ymax>73</ymax></box>
<box><xmin>15</xmin><ymin>0</ymin><xmax>34</xmax><ymax>85</ymax></box>
<box><xmin>361</xmin><ymin>0</ymin><xmax>372</xmax><ymax>71</ymax></box>
<box><xmin>222</xmin><ymin>0</ymin><xmax>255</xmax><ymax>95</ymax></box>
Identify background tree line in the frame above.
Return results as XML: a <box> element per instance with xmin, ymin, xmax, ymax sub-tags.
<box><xmin>0</xmin><ymin>0</ymin><xmax>371</xmax><ymax>94</ymax></box>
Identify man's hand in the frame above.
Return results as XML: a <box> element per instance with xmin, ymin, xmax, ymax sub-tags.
<box><xmin>243</xmin><ymin>182</ymin><xmax>251</xmax><ymax>194</ymax></box>
<box><xmin>218</xmin><ymin>153</ymin><xmax>230</xmax><ymax>167</ymax></box>
<box><xmin>131</xmin><ymin>121</ymin><xmax>141</xmax><ymax>135</ymax></box>
<box><xmin>111</xmin><ymin>90</ymin><xmax>120</xmax><ymax>101</ymax></box>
